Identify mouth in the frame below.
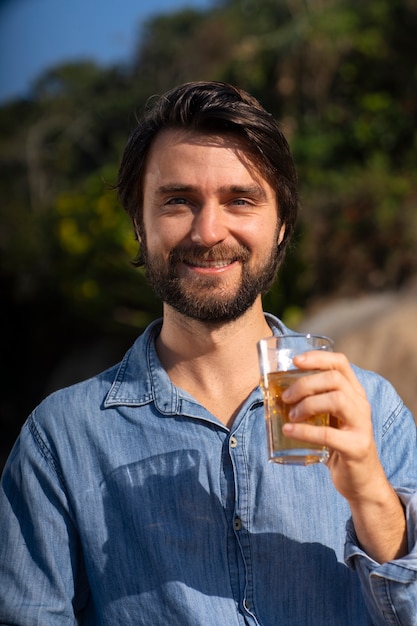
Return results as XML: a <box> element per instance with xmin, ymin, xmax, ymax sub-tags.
<box><xmin>184</xmin><ymin>259</ymin><xmax>236</xmax><ymax>269</ymax></box>
<box><xmin>182</xmin><ymin>258</ymin><xmax>239</xmax><ymax>276</ymax></box>
<box><xmin>169</xmin><ymin>244</ymin><xmax>249</xmax><ymax>276</ymax></box>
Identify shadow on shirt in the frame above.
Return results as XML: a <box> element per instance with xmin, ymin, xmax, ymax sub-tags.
<box><xmin>99</xmin><ymin>448</ymin><xmax>368</xmax><ymax>624</ymax></box>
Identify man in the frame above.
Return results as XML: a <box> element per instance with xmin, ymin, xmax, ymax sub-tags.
<box><xmin>1</xmin><ymin>81</ymin><xmax>417</xmax><ymax>625</ymax></box>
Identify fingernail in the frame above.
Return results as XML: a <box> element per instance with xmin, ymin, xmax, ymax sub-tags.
<box><xmin>288</xmin><ymin>408</ymin><xmax>297</xmax><ymax>421</ymax></box>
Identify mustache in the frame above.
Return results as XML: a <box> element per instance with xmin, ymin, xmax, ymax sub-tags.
<box><xmin>168</xmin><ymin>244</ymin><xmax>251</xmax><ymax>265</ymax></box>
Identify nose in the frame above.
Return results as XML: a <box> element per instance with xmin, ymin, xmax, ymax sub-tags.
<box><xmin>190</xmin><ymin>203</ymin><xmax>229</xmax><ymax>247</ymax></box>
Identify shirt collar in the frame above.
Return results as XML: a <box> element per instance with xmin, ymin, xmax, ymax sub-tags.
<box><xmin>104</xmin><ymin>313</ymin><xmax>288</xmax><ymax>410</ymax></box>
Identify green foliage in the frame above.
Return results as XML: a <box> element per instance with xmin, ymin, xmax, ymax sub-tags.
<box><xmin>131</xmin><ymin>7</ymin><xmax>239</xmax><ymax>92</ymax></box>
<box><xmin>52</xmin><ymin>167</ymin><xmax>160</xmax><ymax>328</ymax></box>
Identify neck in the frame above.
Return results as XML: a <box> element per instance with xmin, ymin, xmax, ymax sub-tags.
<box><xmin>155</xmin><ymin>299</ymin><xmax>272</xmax><ymax>427</ymax></box>
<box><xmin>158</xmin><ymin>298</ymin><xmax>271</xmax><ymax>360</ymax></box>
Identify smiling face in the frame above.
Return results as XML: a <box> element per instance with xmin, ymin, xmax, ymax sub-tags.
<box><xmin>138</xmin><ymin>129</ymin><xmax>284</xmax><ymax>322</ymax></box>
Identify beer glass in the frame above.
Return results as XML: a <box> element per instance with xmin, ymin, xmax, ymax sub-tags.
<box><xmin>257</xmin><ymin>334</ymin><xmax>334</xmax><ymax>465</ymax></box>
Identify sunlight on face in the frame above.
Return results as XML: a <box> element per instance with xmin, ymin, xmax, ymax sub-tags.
<box><xmin>140</xmin><ymin>130</ymin><xmax>283</xmax><ymax>322</ymax></box>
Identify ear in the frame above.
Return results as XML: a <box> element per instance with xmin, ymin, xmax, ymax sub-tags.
<box><xmin>277</xmin><ymin>223</ymin><xmax>286</xmax><ymax>246</ymax></box>
<box><xmin>133</xmin><ymin>216</ymin><xmax>142</xmax><ymax>242</ymax></box>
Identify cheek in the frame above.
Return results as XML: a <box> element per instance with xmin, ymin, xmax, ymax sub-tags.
<box><xmin>243</xmin><ymin>221</ymin><xmax>278</xmax><ymax>253</ymax></box>
<box><xmin>144</xmin><ymin>220</ymin><xmax>188</xmax><ymax>254</ymax></box>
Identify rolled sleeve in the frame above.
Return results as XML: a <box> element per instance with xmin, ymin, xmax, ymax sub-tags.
<box><xmin>345</xmin><ymin>489</ymin><xmax>417</xmax><ymax>626</ymax></box>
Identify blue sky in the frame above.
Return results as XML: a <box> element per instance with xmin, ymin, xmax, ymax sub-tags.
<box><xmin>0</xmin><ymin>0</ymin><xmax>213</xmax><ymax>103</ymax></box>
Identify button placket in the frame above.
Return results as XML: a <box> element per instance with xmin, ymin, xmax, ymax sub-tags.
<box><xmin>230</xmin><ymin>418</ymin><xmax>258</xmax><ymax>621</ymax></box>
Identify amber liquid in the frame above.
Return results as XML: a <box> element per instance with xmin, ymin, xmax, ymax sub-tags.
<box><xmin>261</xmin><ymin>370</ymin><xmax>329</xmax><ymax>465</ymax></box>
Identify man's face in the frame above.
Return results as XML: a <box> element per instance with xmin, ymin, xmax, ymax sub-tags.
<box><xmin>138</xmin><ymin>129</ymin><xmax>284</xmax><ymax>322</ymax></box>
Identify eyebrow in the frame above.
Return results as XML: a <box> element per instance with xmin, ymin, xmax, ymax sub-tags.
<box><xmin>157</xmin><ymin>184</ymin><xmax>196</xmax><ymax>194</ymax></box>
<box><xmin>157</xmin><ymin>183</ymin><xmax>268</xmax><ymax>199</ymax></box>
<box><xmin>219</xmin><ymin>184</ymin><xmax>268</xmax><ymax>199</ymax></box>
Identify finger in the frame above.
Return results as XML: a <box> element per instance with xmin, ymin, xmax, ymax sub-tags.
<box><xmin>282</xmin><ymin>369</ymin><xmax>355</xmax><ymax>414</ymax></box>
<box><xmin>282</xmin><ymin>369</ymin><xmax>344</xmax><ymax>402</ymax></box>
<box><xmin>293</xmin><ymin>351</ymin><xmax>366</xmax><ymax>396</ymax></box>
<box><xmin>286</xmin><ymin>390</ymin><xmax>346</xmax><ymax>423</ymax></box>
<box><xmin>287</xmin><ymin>389</ymin><xmax>371</xmax><ymax>430</ymax></box>
<box><xmin>282</xmin><ymin>421</ymin><xmax>368</xmax><ymax>458</ymax></box>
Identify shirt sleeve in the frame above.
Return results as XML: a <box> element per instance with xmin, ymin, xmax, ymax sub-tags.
<box><xmin>345</xmin><ymin>373</ymin><xmax>417</xmax><ymax>625</ymax></box>
<box><xmin>0</xmin><ymin>413</ymin><xmax>89</xmax><ymax>625</ymax></box>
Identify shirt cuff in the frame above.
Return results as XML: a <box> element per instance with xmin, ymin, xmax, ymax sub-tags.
<box><xmin>345</xmin><ymin>488</ymin><xmax>417</xmax><ymax>625</ymax></box>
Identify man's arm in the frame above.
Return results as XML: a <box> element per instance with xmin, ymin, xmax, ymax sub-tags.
<box><xmin>281</xmin><ymin>350</ymin><xmax>407</xmax><ymax>562</ymax></box>
<box><xmin>0</xmin><ymin>416</ymin><xmax>86</xmax><ymax>624</ymax></box>
<box><xmin>281</xmin><ymin>352</ymin><xmax>417</xmax><ymax>624</ymax></box>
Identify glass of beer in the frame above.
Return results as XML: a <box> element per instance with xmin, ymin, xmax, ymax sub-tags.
<box><xmin>257</xmin><ymin>334</ymin><xmax>334</xmax><ymax>465</ymax></box>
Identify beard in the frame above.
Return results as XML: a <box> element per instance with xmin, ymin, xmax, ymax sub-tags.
<box><xmin>141</xmin><ymin>233</ymin><xmax>280</xmax><ymax>323</ymax></box>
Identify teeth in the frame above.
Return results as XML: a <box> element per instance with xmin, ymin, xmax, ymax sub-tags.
<box><xmin>192</xmin><ymin>260</ymin><xmax>232</xmax><ymax>268</ymax></box>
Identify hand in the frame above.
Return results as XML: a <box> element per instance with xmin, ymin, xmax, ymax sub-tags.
<box><xmin>281</xmin><ymin>350</ymin><xmax>407</xmax><ymax>562</ymax></box>
<box><xmin>281</xmin><ymin>350</ymin><xmax>376</xmax><ymax>500</ymax></box>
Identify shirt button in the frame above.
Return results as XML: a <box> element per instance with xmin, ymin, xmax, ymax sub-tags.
<box><xmin>230</xmin><ymin>436</ymin><xmax>238</xmax><ymax>448</ymax></box>
<box><xmin>234</xmin><ymin>517</ymin><xmax>242</xmax><ymax>531</ymax></box>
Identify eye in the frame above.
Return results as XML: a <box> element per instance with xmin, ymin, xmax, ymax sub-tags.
<box><xmin>232</xmin><ymin>198</ymin><xmax>250</xmax><ymax>205</ymax></box>
<box><xmin>166</xmin><ymin>197</ymin><xmax>189</xmax><ymax>205</ymax></box>
<box><xmin>229</xmin><ymin>197</ymin><xmax>255</xmax><ymax>209</ymax></box>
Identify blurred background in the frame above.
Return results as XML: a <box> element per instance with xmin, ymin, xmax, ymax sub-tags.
<box><xmin>1</xmin><ymin>0</ymin><xmax>417</xmax><ymax>470</ymax></box>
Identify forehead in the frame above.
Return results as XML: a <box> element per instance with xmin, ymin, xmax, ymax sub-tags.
<box><xmin>144</xmin><ymin>128</ymin><xmax>264</xmax><ymax>177</ymax></box>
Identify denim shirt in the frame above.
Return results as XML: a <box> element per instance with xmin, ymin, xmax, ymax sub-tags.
<box><xmin>1</xmin><ymin>314</ymin><xmax>417</xmax><ymax>625</ymax></box>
